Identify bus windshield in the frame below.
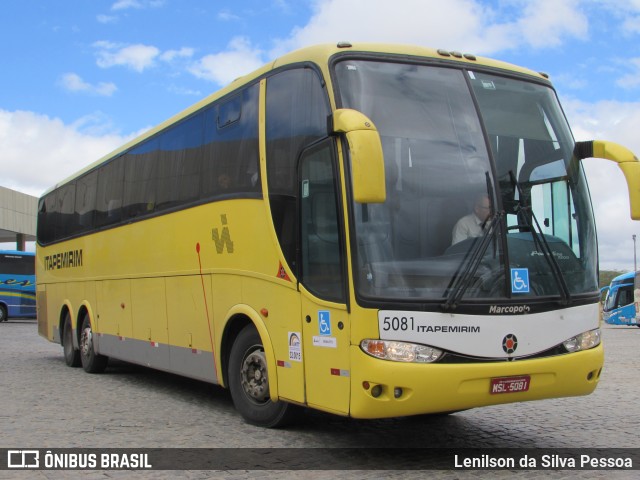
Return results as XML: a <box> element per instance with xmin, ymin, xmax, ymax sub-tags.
<box><xmin>334</xmin><ymin>59</ymin><xmax>597</xmax><ymax>305</ymax></box>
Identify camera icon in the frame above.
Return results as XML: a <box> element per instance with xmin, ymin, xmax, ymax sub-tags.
<box><xmin>7</xmin><ymin>450</ymin><xmax>40</xmax><ymax>468</ymax></box>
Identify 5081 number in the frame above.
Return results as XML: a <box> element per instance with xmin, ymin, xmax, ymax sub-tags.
<box><xmin>382</xmin><ymin>316</ymin><xmax>415</xmax><ymax>331</ymax></box>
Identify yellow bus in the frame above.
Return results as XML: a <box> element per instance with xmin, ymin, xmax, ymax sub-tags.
<box><xmin>37</xmin><ymin>43</ymin><xmax>640</xmax><ymax>427</ymax></box>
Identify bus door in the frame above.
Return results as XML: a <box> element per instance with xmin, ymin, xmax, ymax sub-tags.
<box><xmin>298</xmin><ymin>139</ymin><xmax>351</xmax><ymax>415</ymax></box>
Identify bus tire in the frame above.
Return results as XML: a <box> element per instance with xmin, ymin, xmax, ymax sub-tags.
<box><xmin>79</xmin><ymin>316</ymin><xmax>108</xmax><ymax>374</ymax></box>
<box><xmin>228</xmin><ymin>324</ymin><xmax>298</xmax><ymax>428</ymax></box>
<box><xmin>62</xmin><ymin>313</ymin><xmax>81</xmax><ymax>367</ymax></box>
<box><xmin>0</xmin><ymin>305</ymin><xmax>7</xmax><ymax>322</ymax></box>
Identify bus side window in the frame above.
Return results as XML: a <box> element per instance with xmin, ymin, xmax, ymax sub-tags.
<box><xmin>201</xmin><ymin>84</ymin><xmax>260</xmax><ymax>198</ymax></box>
<box><xmin>96</xmin><ymin>157</ymin><xmax>124</xmax><ymax>228</ymax></box>
<box><xmin>75</xmin><ymin>170</ymin><xmax>98</xmax><ymax>233</ymax></box>
<box><xmin>55</xmin><ymin>182</ymin><xmax>76</xmax><ymax>241</ymax></box>
<box><xmin>265</xmin><ymin>67</ymin><xmax>330</xmax><ymax>273</ymax></box>
<box><xmin>157</xmin><ymin>113</ymin><xmax>204</xmax><ymax>209</ymax></box>
<box><xmin>618</xmin><ymin>286</ymin><xmax>633</xmax><ymax>308</ymax></box>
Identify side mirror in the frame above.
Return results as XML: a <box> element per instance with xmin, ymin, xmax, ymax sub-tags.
<box><xmin>576</xmin><ymin>140</ymin><xmax>640</xmax><ymax>220</ymax></box>
<box><xmin>330</xmin><ymin>109</ymin><xmax>386</xmax><ymax>204</ymax></box>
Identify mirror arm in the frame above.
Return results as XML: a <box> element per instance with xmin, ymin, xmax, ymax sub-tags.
<box><xmin>576</xmin><ymin>140</ymin><xmax>640</xmax><ymax>220</ymax></box>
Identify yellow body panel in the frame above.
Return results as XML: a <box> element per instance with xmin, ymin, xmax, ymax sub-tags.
<box><xmin>349</xmin><ymin>343</ymin><xmax>603</xmax><ymax>418</ymax></box>
<box><xmin>165</xmin><ymin>275</ymin><xmax>210</xmax><ymax>350</ymax></box>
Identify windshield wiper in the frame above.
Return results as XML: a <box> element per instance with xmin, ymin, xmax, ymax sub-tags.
<box><xmin>508</xmin><ymin>171</ymin><xmax>571</xmax><ymax>305</ymax></box>
<box><xmin>442</xmin><ymin>211</ymin><xmax>503</xmax><ymax>312</ymax></box>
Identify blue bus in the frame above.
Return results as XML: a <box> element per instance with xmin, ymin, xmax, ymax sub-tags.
<box><xmin>602</xmin><ymin>271</ymin><xmax>639</xmax><ymax>326</ymax></box>
<box><xmin>0</xmin><ymin>250</ymin><xmax>36</xmax><ymax>321</ymax></box>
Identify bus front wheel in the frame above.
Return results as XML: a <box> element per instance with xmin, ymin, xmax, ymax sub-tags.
<box><xmin>62</xmin><ymin>314</ymin><xmax>81</xmax><ymax>367</ymax></box>
<box><xmin>79</xmin><ymin>316</ymin><xmax>108</xmax><ymax>373</ymax></box>
<box><xmin>228</xmin><ymin>325</ymin><xmax>298</xmax><ymax>428</ymax></box>
<box><xmin>0</xmin><ymin>305</ymin><xmax>7</xmax><ymax>322</ymax></box>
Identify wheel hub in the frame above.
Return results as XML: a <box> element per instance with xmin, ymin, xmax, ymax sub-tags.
<box><xmin>80</xmin><ymin>327</ymin><xmax>92</xmax><ymax>356</ymax></box>
<box><xmin>240</xmin><ymin>349</ymin><xmax>269</xmax><ymax>403</ymax></box>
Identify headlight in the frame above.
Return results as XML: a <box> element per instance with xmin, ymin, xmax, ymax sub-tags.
<box><xmin>361</xmin><ymin>339</ymin><xmax>443</xmax><ymax>363</ymax></box>
<box><xmin>563</xmin><ymin>329</ymin><xmax>601</xmax><ymax>353</ymax></box>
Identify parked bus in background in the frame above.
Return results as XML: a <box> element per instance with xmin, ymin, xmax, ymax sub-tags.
<box><xmin>36</xmin><ymin>43</ymin><xmax>640</xmax><ymax>427</ymax></box>
<box><xmin>0</xmin><ymin>250</ymin><xmax>35</xmax><ymax>322</ymax></box>
<box><xmin>602</xmin><ymin>271</ymin><xmax>640</xmax><ymax>327</ymax></box>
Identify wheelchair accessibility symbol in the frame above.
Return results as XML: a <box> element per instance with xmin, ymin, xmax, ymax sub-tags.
<box><xmin>511</xmin><ymin>268</ymin><xmax>530</xmax><ymax>293</ymax></box>
<box><xmin>318</xmin><ymin>310</ymin><xmax>331</xmax><ymax>336</ymax></box>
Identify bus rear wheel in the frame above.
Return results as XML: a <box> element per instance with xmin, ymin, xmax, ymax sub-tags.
<box><xmin>62</xmin><ymin>314</ymin><xmax>81</xmax><ymax>367</ymax></box>
<box><xmin>228</xmin><ymin>325</ymin><xmax>298</xmax><ymax>428</ymax></box>
<box><xmin>79</xmin><ymin>316</ymin><xmax>108</xmax><ymax>373</ymax></box>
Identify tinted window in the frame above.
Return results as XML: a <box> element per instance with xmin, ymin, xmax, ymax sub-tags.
<box><xmin>75</xmin><ymin>170</ymin><xmax>98</xmax><ymax>233</ymax></box>
<box><xmin>123</xmin><ymin>138</ymin><xmax>159</xmax><ymax>218</ymax></box>
<box><xmin>299</xmin><ymin>139</ymin><xmax>345</xmax><ymax>301</ymax></box>
<box><xmin>55</xmin><ymin>182</ymin><xmax>76</xmax><ymax>240</ymax></box>
<box><xmin>266</xmin><ymin>67</ymin><xmax>330</xmax><ymax>271</ymax></box>
<box><xmin>202</xmin><ymin>84</ymin><xmax>260</xmax><ymax>197</ymax></box>
<box><xmin>217</xmin><ymin>94</ymin><xmax>242</xmax><ymax>128</ymax></box>
<box><xmin>157</xmin><ymin>114</ymin><xmax>203</xmax><ymax>209</ymax></box>
<box><xmin>95</xmin><ymin>156</ymin><xmax>125</xmax><ymax>228</ymax></box>
<box><xmin>0</xmin><ymin>253</ymin><xmax>35</xmax><ymax>275</ymax></box>
<box><xmin>37</xmin><ymin>83</ymin><xmax>260</xmax><ymax>246</ymax></box>
<box><xmin>37</xmin><ymin>194</ymin><xmax>56</xmax><ymax>245</ymax></box>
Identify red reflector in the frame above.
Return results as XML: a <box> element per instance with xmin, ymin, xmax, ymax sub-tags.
<box><xmin>277</xmin><ymin>360</ymin><xmax>285</xmax><ymax>367</ymax></box>
<box><xmin>331</xmin><ymin>368</ymin><xmax>340</xmax><ymax>376</ymax></box>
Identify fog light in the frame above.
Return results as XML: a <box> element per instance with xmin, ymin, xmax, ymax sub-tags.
<box><xmin>371</xmin><ymin>385</ymin><xmax>382</xmax><ymax>398</ymax></box>
<box><xmin>394</xmin><ymin>387</ymin><xmax>403</xmax><ymax>399</ymax></box>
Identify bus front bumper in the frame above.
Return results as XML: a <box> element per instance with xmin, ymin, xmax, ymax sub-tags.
<box><xmin>349</xmin><ymin>343</ymin><xmax>604</xmax><ymax>419</ymax></box>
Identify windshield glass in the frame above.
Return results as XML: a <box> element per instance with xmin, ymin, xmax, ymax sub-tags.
<box><xmin>334</xmin><ymin>59</ymin><xmax>597</xmax><ymax>305</ymax></box>
<box><xmin>603</xmin><ymin>285</ymin><xmax>633</xmax><ymax>312</ymax></box>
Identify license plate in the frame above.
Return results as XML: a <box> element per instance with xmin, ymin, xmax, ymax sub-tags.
<box><xmin>490</xmin><ymin>375</ymin><xmax>530</xmax><ymax>394</ymax></box>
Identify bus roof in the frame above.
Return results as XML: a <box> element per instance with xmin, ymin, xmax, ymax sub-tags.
<box><xmin>42</xmin><ymin>42</ymin><xmax>550</xmax><ymax>196</ymax></box>
<box><xmin>0</xmin><ymin>250</ymin><xmax>35</xmax><ymax>257</ymax></box>
<box><xmin>611</xmin><ymin>271</ymin><xmax>635</xmax><ymax>283</ymax></box>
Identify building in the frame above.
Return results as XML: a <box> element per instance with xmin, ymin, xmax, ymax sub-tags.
<box><xmin>0</xmin><ymin>186</ymin><xmax>37</xmax><ymax>251</ymax></box>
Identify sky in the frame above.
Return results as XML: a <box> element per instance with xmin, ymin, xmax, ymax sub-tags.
<box><xmin>1</xmin><ymin>0</ymin><xmax>640</xmax><ymax>270</ymax></box>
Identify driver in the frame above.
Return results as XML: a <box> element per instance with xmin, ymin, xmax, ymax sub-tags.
<box><xmin>451</xmin><ymin>194</ymin><xmax>492</xmax><ymax>245</ymax></box>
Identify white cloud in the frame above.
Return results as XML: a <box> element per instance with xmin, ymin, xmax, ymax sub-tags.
<box><xmin>171</xmin><ymin>0</ymin><xmax>596</xmax><ymax>92</ymax></box>
<box><xmin>597</xmin><ymin>0</ymin><xmax>640</xmax><ymax>35</ymax></box>
<box><xmin>0</xmin><ymin>110</ymin><xmax>140</xmax><ymax>197</ymax></box>
<box><xmin>160</xmin><ymin>47</ymin><xmax>195</xmax><ymax>63</ymax></box>
<box><xmin>622</xmin><ymin>14</ymin><xmax>640</xmax><ymax>35</ymax></box>
<box><xmin>111</xmin><ymin>0</ymin><xmax>142</xmax><ymax>10</ymax></box>
<box><xmin>616</xmin><ymin>57</ymin><xmax>640</xmax><ymax>89</ymax></box>
<box><xmin>217</xmin><ymin>9</ymin><xmax>240</xmax><ymax>22</ymax></box>
<box><xmin>516</xmin><ymin>0</ymin><xmax>588</xmax><ymax>47</ymax></box>
<box><xmin>96</xmin><ymin>14</ymin><xmax>118</xmax><ymax>24</ymax></box>
<box><xmin>189</xmin><ymin>37</ymin><xmax>264</xmax><ymax>86</ymax></box>
<box><xmin>110</xmin><ymin>0</ymin><xmax>165</xmax><ymax>10</ymax></box>
<box><xmin>271</xmin><ymin>0</ymin><xmax>589</xmax><ymax>57</ymax></box>
<box><xmin>94</xmin><ymin>41</ymin><xmax>160</xmax><ymax>72</ymax></box>
<box><xmin>59</xmin><ymin>73</ymin><xmax>117</xmax><ymax>97</ymax></box>
<box><xmin>93</xmin><ymin>42</ymin><xmax>195</xmax><ymax>72</ymax></box>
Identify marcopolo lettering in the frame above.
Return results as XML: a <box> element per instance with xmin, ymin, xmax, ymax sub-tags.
<box><xmin>44</xmin><ymin>249</ymin><xmax>83</xmax><ymax>271</ymax></box>
<box><xmin>489</xmin><ymin>305</ymin><xmax>531</xmax><ymax>314</ymax></box>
